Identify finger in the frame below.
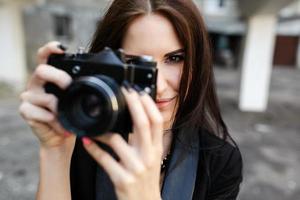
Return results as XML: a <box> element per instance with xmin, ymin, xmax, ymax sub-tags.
<box><xmin>94</xmin><ymin>134</ymin><xmax>145</xmax><ymax>173</ymax></box>
<box><xmin>121</xmin><ymin>87</ymin><xmax>152</xmax><ymax>151</ymax></box>
<box><xmin>19</xmin><ymin>102</ymin><xmax>55</xmax><ymax>123</ymax></box>
<box><xmin>37</xmin><ymin>41</ymin><xmax>65</xmax><ymax>64</ymax></box>
<box><xmin>27</xmin><ymin>116</ymin><xmax>70</xmax><ymax>138</ymax></box>
<box><xmin>27</xmin><ymin>120</ymin><xmax>55</xmax><ymax>142</ymax></box>
<box><xmin>28</xmin><ymin>120</ymin><xmax>75</xmax><ymax>147</ymax></box>
<box><xmin>20</xmin><ymin>91</ymin><xmax>58</xmax><ymax>114</ymax></box>
<box><xmin>19</xmin><ymin>94</ymin><xmax>69</xmax><ymax>135</ymax></box>
<box><xmin>82</xmin><ymin>137</ymin><xmax>133</xmax><ymax>186</ymax></box>
<box><xmin>27</xmin><ymin>64</ymin><xmax>72</xmax><ymax>91</ymax></box>
<box><xmin>48</xmin><ymin>118</ymin><xmax>70</xmax><ymax>136</ymax></box>
<box><xmin>139</xmin><ymin>93</ymin><xmax>164</xmax><ymax>147</ymax></box>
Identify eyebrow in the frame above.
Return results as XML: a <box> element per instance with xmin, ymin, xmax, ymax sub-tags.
<box><xmin>164</xmin><ymin>48</ymin><xmax>185</xmax><ymax>57</ymax></box>
<box><xmin>124</xmin><ymin>48</ymin><xmax>185</xmax><ymax>59</ymax></box>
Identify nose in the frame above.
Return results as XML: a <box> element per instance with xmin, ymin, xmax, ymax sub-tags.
<box><xmin>156</xmin><ymin>64</ymin><xmax>168</xmax><ymax>98</ymax></box>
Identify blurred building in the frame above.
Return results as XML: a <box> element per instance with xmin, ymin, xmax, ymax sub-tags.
<box><xmin>198</xmin><ymin>0</ymin><xmax>299</xmax><ymax>112</ymax></box>
<box><xmin>277</xmin><ymin>1</ymin><xmax>300</xmax><ymax>68</ymax></box>
<box><xmin>199</xmin><ymin>0</ymin><xmax>300</xmax><ymax>69</ymax></box>
<box><xmin>22</xmin><ymin>0</ymin><xmax>109</xmax><ymax>72</ymax></box>
<box><xmin>0</xmin><ymin>0</ymin><xmax>37</xmax><ymax>91</ymax></box>
<box><xmin>0</xmin><ymin>0</ymin><xmax>299</xmax><ymax>111</ymax></box>
<box><xmin>0</xmin><ymin>0</ymin><xmax>108</xmax><ymax>90</ymax></box>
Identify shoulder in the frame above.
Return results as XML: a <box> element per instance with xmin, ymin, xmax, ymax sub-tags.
<box><xmin>199</xmin><ymin>130</ymin><xmax>242</xmax><ymax>168</ymax></box>
<box><xmin>197</xmin><ymin>130</ymin><xmax>243</xmax><ymax>198</ymax></box>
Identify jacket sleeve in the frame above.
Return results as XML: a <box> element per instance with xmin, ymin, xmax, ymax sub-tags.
<box><xmin>207</xmin><ymin>146</ymin><xmax>243</xmax><ymax>200</ymax></box>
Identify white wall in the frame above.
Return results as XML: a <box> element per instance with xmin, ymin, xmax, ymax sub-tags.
<box><xmin>0</xmin><ymin>4</ymin><xmax>27</xmax><ymax>91</ymax></box>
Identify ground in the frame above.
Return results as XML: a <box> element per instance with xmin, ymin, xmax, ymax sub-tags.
<box><xmin>0</xmin><ymin>67</ymin><xmax>299</xmax><ymax>200</ymax></box>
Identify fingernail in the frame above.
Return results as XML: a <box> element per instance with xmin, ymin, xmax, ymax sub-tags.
<box><xmin>57</xmin><ymin>44</ymin><xmax>67</xmax><ymax>51</ymax></box>
<box><xmin>82</xmin><ymin>137</ymin><xmax>92</xmax><ymax>145</ymax></box>
<box><xmin>64</xmin><ymin>131</ymin><xmax>72</xmax><ymax>137</ymax></box>
<box><xmin>133</xmin><ymin>85</ymin><xmax>146</xmax><ymax>95</ymax></box>
<box><xmin>122</xmin><ymin>81</ymin><xmax>133</xmax><ymax>92</ymax></box>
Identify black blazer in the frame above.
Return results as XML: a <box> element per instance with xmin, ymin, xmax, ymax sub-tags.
<box><xmin>193</xmin><ymin>132</ymin><xmax>243</xmax><ymax>200</ymax></box>
<box><xmin>70</xmin><ymin>128</ymin><xmax>243</xmax><ymax>200</ymax></box>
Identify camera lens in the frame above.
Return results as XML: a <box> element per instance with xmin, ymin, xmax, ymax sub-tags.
<box><xmin>81</xmin><ymin>94</ymin><xmax>102</xmax><ymax>118</ymax></box>
<box><xmin>68</xmin><ymin>90</ymin><xmax>109</xmax><ymax>130</ymax></box>
<box><xmin>57</xmin><ymin>75</ymin><xmax>127</xmax><ymax>137</ymax></box>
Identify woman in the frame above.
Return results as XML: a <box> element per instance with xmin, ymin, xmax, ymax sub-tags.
<box><xmin>19</xmin><ymin>0</ymin><xmax>243</xmax><ymax>199</ymax></box>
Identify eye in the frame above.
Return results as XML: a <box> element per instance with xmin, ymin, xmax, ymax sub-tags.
<box><xmin>165</xmin><ymin>54</ymin><xmax>185</xmax><ymax>64</ymax></box>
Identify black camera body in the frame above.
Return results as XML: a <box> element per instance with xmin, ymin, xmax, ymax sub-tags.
<box><xmin>45</xmin><ymin>47</ymin><xmax>157</xmax><ymax>137</ymax></box>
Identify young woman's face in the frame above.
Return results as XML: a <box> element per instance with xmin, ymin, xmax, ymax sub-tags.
<box><xmin>122</xmin><ymin>13</ymin><xmax>184</xmax><ymax>130</ymax></box>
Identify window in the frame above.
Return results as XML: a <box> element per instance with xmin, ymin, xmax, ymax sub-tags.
<box><xmin>53</xmin><ymin>14</ymin><xmax>72</xmax><ymax>40</ymax></box>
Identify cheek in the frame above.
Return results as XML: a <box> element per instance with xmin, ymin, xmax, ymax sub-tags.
<box><xmin>168</xmin><ymin>67</ymin><xmax>182</xmax><ymax>92</ymax></box>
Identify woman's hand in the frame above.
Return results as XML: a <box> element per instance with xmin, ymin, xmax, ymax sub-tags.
<box><xmin>19</xmin><ymin>41</ymin><xmax>75</xmax><ymax>150</ymax></box>
<box><xmin>19</xmin><ymin>41</ymin><xmax>76</xmax><ymax>200</ymax></box>
<box><xmin>82</xmin><ymin>86</ymin><xmax>164</xmax><ymax>200</ymax></box>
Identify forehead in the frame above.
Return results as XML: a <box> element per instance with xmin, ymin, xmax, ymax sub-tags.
<box><xmin>121</xmin><ymin>13</ymin><xmax>182</xmax><ymax>56</ymax></box>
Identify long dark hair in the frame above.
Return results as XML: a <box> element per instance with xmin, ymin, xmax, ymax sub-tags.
<box><xmin>89</xmin><ymin>0</ymin><xmax>230</xmax><ymax>141</ymax></box>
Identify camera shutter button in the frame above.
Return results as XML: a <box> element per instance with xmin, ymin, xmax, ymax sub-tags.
<box><xmin>72</xmin><ymin>65</ymin><xmax>81</xmax><ymax>74</ymax></box>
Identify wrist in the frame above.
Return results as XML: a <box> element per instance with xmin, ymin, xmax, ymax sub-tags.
<box><xmin>39</xmin><ymin>136</ymin><xmax>76</xmax><ymax>159</ymax></box>
<box><xmin>40</xmin><ymin>145</ymin><xmax>69</xmax><ymax>159</ymax></box>
<box><xmin>39</xmin><ymin>146</ymin><xmax>72</xmax><ymax>171</ymax></box>
<box><xmin>39</xmin><ymin>142</ymin><xmax>75</xmax><ymax>170</ymax></box>
<box><xmin>38</xmin><ymin>144</ymin><xmax>72</xmax><ymax>200</ymax></box>
<box><xmin>39</xmin><ymin>143</ymin><xmax>73</xmax><ymax>179</ymax></box>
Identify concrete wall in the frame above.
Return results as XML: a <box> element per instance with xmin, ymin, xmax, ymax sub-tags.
<box><xmin>280</xmin><ymin>0</ymin><xmax>300</xmax><ymax>17</ymax></box>
<box><xmin>23</xmin><ymin>0</ymin><xmax>106</xmax><ymax>72</ymax></box>
<box><xmin>198</xmin><ymin>0</ymin><xmax>240</xmax><ymax>19</ymax></box>
<box><xmin>0</xmin><ymin>3</ymin><xmax>27</xmax><ymax>91</ymax></box>
<box><xmin>0</xmin><ymin>0</ymin><xmax>108</xmax><ymax>92</ymax></box>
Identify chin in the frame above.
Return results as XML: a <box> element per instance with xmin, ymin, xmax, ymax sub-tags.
<box><xmin>161</xmin><ymin>111</ymin><xmax>175</xmax><ymax>130</ymax></box>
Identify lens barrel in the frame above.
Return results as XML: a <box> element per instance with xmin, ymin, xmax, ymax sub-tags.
<box><xmin>57</xmin><ymin>75</ymin><xmax>125</xmax><ymax>137</ymax></box>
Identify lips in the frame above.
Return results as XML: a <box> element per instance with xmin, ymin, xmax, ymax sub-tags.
<box><xmin>156</xmin><ymin>96</ymin><xmax>177</xmax><ymax>103</ymax></box>
<box><xmin>155</xmin><ymin>96</ymin><xmax>177</xmax><ymax>109</ymax></box>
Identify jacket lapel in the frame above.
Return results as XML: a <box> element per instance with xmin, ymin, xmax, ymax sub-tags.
<box><xmin>161</xmin><ymin>128</ymin><xmax>200</xmax><ymax>200</ymax></box>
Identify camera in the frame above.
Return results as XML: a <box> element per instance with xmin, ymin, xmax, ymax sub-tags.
<box><xmin>45</xmin><ymin>47</ymin><xmax>157</xmax><ymax>137</ymax></box>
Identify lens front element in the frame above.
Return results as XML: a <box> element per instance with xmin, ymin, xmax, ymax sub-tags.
<box><xmin>81</xmin><ymin>94</ymin><xmax>102</xmax><ymax>118</ymax></box>
<box><xmin>57</xmin><ymin>75</ymin><xmax>124</xmax><ymax>137</ymax></box>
